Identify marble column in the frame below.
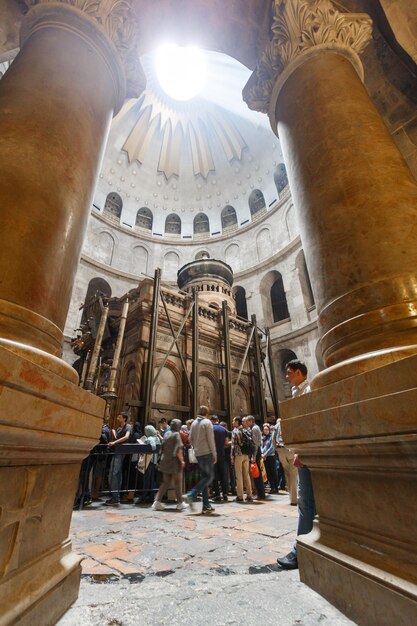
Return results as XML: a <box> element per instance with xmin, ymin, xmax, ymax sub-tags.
<box><xmin>243</xmin><ymin>1</ymin><xmax>417</xmax><ymax>624</ymax></box>
<box><xmin>0</xmin><ymin>2</ymin><xmax>144</xmax><ymax>624</ymax></box>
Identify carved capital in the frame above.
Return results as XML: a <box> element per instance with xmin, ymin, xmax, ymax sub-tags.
<box><xmin>243</xmin><ymin>0</ymin><xmax>373</xmax><ymax>114</ymax></box>
<box><xmin>22</xmin><ymin>0</ymin><xmax>146</xmax><ymax>100</ymax></box>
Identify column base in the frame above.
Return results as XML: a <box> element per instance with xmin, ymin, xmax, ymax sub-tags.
<box><xmin>2</xmin><ymin>541</ymin><xmax>81</xmax><ymax>626</ymax></box>
<box><xmin>280</xmin><ymin>353</ymin><xmax>417</xmax><ymax>625</ymax></box>
<box><xmin>298</xmin><ymin>527</ymin><xmax>417</xmax><ymax>626</ymax></box>
<box><xmin>0</xmin><ymin>343</ymin><xmax>104</xmax><ymax>625</ymax></box>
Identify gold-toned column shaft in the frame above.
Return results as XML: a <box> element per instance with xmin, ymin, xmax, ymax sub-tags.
<box><xmin>0</xmin><ymin>4</ymin><xmax>123</xmax><ymax>357</ymax></box>
<box><xmin>273</xmin><ymin>52</ymin><xmax>417</xmax><ymax>379</ymax></box>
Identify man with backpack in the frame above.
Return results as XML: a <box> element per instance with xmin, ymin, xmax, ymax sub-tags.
<box><xmin>231</xmin><ymin>416</ymin><xmax>254</xmax><ymax>502</ymax></box>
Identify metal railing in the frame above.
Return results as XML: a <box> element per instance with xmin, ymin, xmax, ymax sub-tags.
<box><xmin>74</xmin><ymin>443</ymin><xmax>161</xmax><ymax>510</ymax></box>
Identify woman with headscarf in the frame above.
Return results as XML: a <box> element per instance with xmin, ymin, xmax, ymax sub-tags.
<box><xmin>261</xmin><ymin>423</ymin><xmax>279</xmax><ymax>494</ymax></box>
<box><xmin>136</xmin><ymin>424</ymin><xmax>160</xmax><ymax>505</ymax></box>
<box><xmin>152</xmin><ymin>419</ymin><xmax>189</xmax><ymax>511</ymax></box>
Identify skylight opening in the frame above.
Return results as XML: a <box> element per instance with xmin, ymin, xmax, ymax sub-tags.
<box><xmin>156</xmin><ymin>44</ymin><xmax>207</xmax><ymax>101</ymax></box>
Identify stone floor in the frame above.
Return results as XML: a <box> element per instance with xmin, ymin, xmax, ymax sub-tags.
<box><xmin>58</xmin><ymin>493</ymin><xmax>356</xmax><ymax>626</ymax></box>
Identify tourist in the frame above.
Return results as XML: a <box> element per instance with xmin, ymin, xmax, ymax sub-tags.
<box><xmin>246</xmin><ymin>415</ymin><xmax>266</xmax><ymax>500</ymax></box>
<box><xmin>158</xmin><ymin>417</ymin><xmax>170</xmax><ymax>439</ymax></box>
<box><xmin>277</xmin><ymin>360</ymin><xmax>315</xmax><ymax>570</ymax></box>
<box><xmin>261</xmin><ymin>423</ymin><xmax>279</xmax><ymax>493</ymax></box>
<box><xmin>231</xmin><ymin>416</ymin><xmax>253</xmax><ymax>502</ymax></box>
<box><xmin>211</xmin><ymin>415</ymin><xmax>229</xmax><ymax>502</ymax></box>
<box><xmin>221</xmin><ymin>421</ymin><xmax>236</xmax><ymax>496</ymax></box>
<box><xmin>273</xmin><ymin>417</ymin><xmax>297</xmax><ymax>505</ymax></box>
<box><xmin>152</xmin><ymin>419</ymin><xmax>188</xmax><ymax>511</ymax></box>
<box><xmin>105</xmin><ymin>412</ymin><xmax>132</xmax><ymax>506</ymax></box>
<box><xmin>136</xmin><ymin>424</ymin><xmax>160</xmax><ymax>504</ymax></box>
<box><xmin>184</xmin><ymin>405</ymin><xmax>217</xmax><ymax>514</ymax></box>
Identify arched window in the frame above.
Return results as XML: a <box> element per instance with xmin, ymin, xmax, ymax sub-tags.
<box><xmin>234</xmin><ymin>286</ymin><xmax>248</xmax><ymax>320</ymax></box>
<box><xmin>165</xmin><ymin>213</ymin><xmax>181</xmax><ymax>235</ymax></box>
<box><xmin>271</xmin><ymin>274</ymin><xmax>290</xmax><ymax>322</ymax></box>
<box><xmin>221</xmin><ymin>205</ymin><xmax>237</xmax><ymax>230</ymax></box>
<box><xmin>274</xmin><ymin>163</ymin><xmax>288</xmax><ymax>195</ymax></box>
<box><xmin>104</xmin><ymin>192</ymin><xmax>122</xmax><ymax>219</ymax></box>
<box><xmin>194</xmin><ymin>212</ymin><xmax>210</xmax><ymax>235</ymax></box>
<box><xmin>249</xmin><ymin>189</ymin><xmax>266</xmax><ymax>216</ymax></box>
<box><xmin>135</xmin><ymin>207</ymin><xmax>153</xmax><ymax>231</ymax></box>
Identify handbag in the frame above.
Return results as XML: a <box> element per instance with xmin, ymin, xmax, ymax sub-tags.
<box><xmin>250</xmin><ymin>460</ymin><xmax>260</xmax><ymax>478</ymax></box>
<box><xmin>260</xmin><ymin>457</ymin><xmax>267</xmax><ymax>483</ymax></box>
<box><xmin>188</xmin><ymin>447</ymin><xmax>198</xmax><ymax>464</ymax></box>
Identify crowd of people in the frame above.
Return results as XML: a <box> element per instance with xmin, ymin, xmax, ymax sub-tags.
<box><xmin>74</xmin><ymin>359</ymin><xmax>315</xmax><ymax>571</ymax></box>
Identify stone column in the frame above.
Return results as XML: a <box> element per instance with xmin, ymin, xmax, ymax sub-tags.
<box><xmin>244</xmin><ymin>1</ymin><xmax>417</xmax><ymax>624</ymax></box>
<box><xmin>0</xmin><ymin>2</ymin><xmax>145</xmax><ymax>624</ymax></box>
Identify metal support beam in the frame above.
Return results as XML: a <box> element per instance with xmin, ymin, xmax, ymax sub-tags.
<box><xmin>191</xmin><ymin>288</ymin><xmax>199</xmax><ymax>418</ymax></box>
<box><xmin>234</xmin><ymin>325</ymin><xmax>255</xmax><ymax>390</ymax></box>
<box><xmin>251</xmin><ymin>314</ymin><xmax>267</xmax><ymax>422</ymax></box>
<box><xmin>265</xmin><ymin>328</ymin><xmax>281</xmax><ymax>419</ymax></box>
<box><xmin>85</xmin><ymin>300</ymin><xmax>108</xmax><ymax>391</ymax></box>
<box><xmin>156</xmin><ymin>292</ymin><xmax>193</xmax><ymax>392</ymax></box>
<box><xmin>222</xmin><ymin>300</ymin><xmax>234</xmax><ymax>422</ymax></box>
<box><xmin>143</xmin><ymin>268</ymin><xmax>161</xmax><ymax>424</ymax></box>
<box><xmin>107</xmin><ymin>298</ymin><xmax>130</xmax><ymax>397</ymax></box>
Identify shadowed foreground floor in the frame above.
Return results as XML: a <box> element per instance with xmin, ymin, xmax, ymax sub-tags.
<box><xmin>58</xmin><ymin>493</ymin><xmax>355</xmax><ymax>625</ymax></box>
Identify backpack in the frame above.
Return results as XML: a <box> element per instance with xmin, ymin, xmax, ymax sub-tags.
<box><xmin>240</xmin><ymin>428</ymin><xmax>255</xmax><ymax>456</ymax></box>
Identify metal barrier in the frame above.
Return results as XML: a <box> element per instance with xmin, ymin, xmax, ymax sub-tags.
<box><xmin>74</xmin><ymin>443</ymin><xmax>161</xmax><ymax>510</ymax></box>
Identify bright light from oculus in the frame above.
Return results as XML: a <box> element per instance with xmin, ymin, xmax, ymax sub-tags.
<box><xmin>156</xmin><ymin>44</ymin><xmax>207</xmax><ymax>101</ymax></box>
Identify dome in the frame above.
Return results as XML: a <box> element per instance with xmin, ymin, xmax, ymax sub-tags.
<box><xmin>94</xmin><ymin>48</ymin><xmax>286</xmax><ymax>242</ymax></box>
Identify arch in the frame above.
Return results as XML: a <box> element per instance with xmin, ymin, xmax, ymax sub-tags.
<box><xmin>260</xmin><ymin>270</ymin><xmax>290</xmax><ymax>326</ymax></box>
<box><xmin>193</xmin><ymin>212</ymin><xmax>210</xmax><ymax>235</ymax></box>
<box><xmin>225</xmin><ymin>243</ymin><xmax>240</xmax><ymax>270</ymax></box>
<box><xmin>274</xmin><ymin>163</ymin><xmax>288</xmax><ymax>195</ymax></box>
<box><xmin>221</xmin><ymin>205</ymin><xmax>237</xmax><ymax>230</ymax></box>
<box><xmin>130</xmin><ymin>245</ymin><xmax>148</xmax><ymax>274</ymax></box>
<box><xmin>165</xmin><ymin>213</ymin><xmax>181</xmax><ymax>235</ymax></box>
<box><xmin>135</xmin><ymin>207</ymin><xmax>153</xmax><ymax>230</ymax></box>
<box><xmin>233</xmin><ymin>381</ymin><xmax>250</xmax><ymax>416</ymax></box>
<box><xmin>153</xmin><ymin>359</ymin><xmax>182</xmax><ymax>408</ymax></box>
<box><xmin>104</xmin><ymin>192</ymin><xmax>122</xmax><ymax>219</ymax></box>
<box><xmin>271</xmin><ymin>274</ymin><xmax>290</xmax><ymax>323</ymax></box>
<box><xmin>199</xmin><ymin>370</ymin><xmax>220</xmax><ymax>412</ymax></box>
<box><xmin>256</xmin><ymin>228</ymin><xmax>272</xmax><ymax>261</ymax></box>
<box><xmin>81</xmin><ymin>277</ymin><xmax>112</xmax><ymax>325</ymax></box>
<box><xmin>233</xmin><ymin>286</ymin><xmax>248</xmax><ymax>320</ymax></box>
<box><xmin>163</xmin><ymin>250</ymin><xmax>180</xmax><ymax>281</ymax></box>
<box><xmin>276</xmin><ymin>348</ymin><xmax>298</xmax><ymax>399</ymax></box>
<box><xmin>95</xmin><ymin>231</ymin><xmax>115</xmax><ymax>265</ymax></box>
<box><xmin>284</xmin><ymin>204</ymin><xmax>296</xmax><ymax>240</ymax></box>
<box><xmin>295</xmin><ymin>250</ymin><xmax>315</xmax><ymax>309</ymax></box>
<box><xmin>121</xmin><ymin>361</ymin><xmax>136</xmax><ymax>407</ymax></box>
<box><xmin>248</xmin><ymin>189</ymin><xmax>266</xmax><ymax>216</ymax></box>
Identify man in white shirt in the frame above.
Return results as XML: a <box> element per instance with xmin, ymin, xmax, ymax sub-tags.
<box><xmin>277</xmin><ymin>360</ymin><xmax>315</xmax><ymax>570</ymax></box>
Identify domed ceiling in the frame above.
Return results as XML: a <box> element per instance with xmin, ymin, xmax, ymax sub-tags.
<box><xmin>94</xmin><ymin>48</ymin><xmax>286</xmax><ymax>240</ymax></box>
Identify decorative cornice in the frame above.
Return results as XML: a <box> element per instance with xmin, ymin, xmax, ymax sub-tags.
<box><xmin>22</xmin><ymin>0</ymin><xmax>145</xmax><ymax>99</ymax></box>
<box><xmin>243</xmin><ymin>0</ymin><xmax>373</xmax><ymax>114</ymax></box>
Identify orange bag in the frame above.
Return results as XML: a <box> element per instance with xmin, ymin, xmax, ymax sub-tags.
<box><xmin>250</xmin><ymin>460</ymin><xmax>260</xmax><ymax>478</ymax></box>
